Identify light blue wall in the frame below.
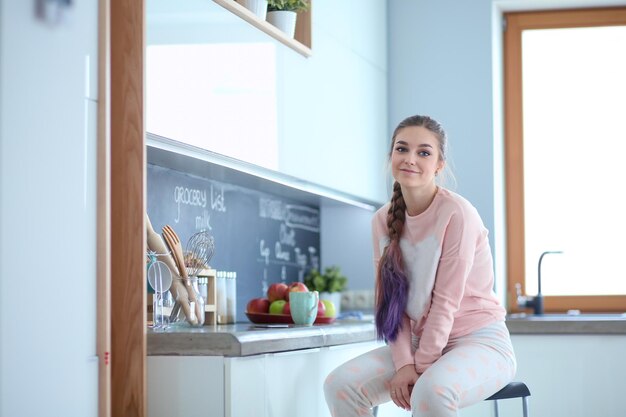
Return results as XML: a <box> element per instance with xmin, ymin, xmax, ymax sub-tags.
<box><xmin>388</xmin><ymin>0</ymin><xmax>495</xmax><ymax>236</ymax></box>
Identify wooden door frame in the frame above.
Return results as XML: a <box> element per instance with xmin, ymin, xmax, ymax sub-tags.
<box><xmin>97</xmin><ymin>0</ymin><xmax>111</xmax><ymax>416</ymax></box>
<box><xmin>101</xmin><ymin>0</ymin><xmax>146</xmax><ymax>416</ymax></box>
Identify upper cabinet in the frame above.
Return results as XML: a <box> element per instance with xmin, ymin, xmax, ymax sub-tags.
<box><xmin>146</xmin><ymin>0</ymin><xmax>390</xmax><ymax>205</ymax></box>
<box><xmin>147</xmin><ymin>0</ymin><xmax>292</xmax><ymax>171</ymax></box>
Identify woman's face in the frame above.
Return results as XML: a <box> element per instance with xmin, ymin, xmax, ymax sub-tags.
<box><xmin>390</xmin><ymin>126</ymin><xmax>444</xmax><ymax>190</ymax></box>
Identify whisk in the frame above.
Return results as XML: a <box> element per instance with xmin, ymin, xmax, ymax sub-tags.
<box><xmin>184</xmin><ymin>231</ymin><xmax>216</xmax><ymax>277</ymax></box>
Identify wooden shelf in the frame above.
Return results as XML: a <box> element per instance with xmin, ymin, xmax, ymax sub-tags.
<box><xmin>213</xmin><ymin>0</ymin><xmax>312</xmax><ymax>57</ymax></box>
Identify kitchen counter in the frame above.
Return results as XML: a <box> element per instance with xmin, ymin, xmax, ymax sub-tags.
<box><xmin>147</xmin><ymin>314</ymin><xmax>626</xmax><ymax>357</ymax></box>
<box><xmin>147</xmin><ymin>319</ymin><xmax>377</xmax><ymax>357</ymax></box>
<box><xmin>505</xmin><ymin>313</ymin><xmax>626</xmax><ymax>334</ymax></box>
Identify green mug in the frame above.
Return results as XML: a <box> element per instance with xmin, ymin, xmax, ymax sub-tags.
<box><xmin>289</xmin><ymin>291</ymin><xmax>319</xmax><ymax>325</ymax></box>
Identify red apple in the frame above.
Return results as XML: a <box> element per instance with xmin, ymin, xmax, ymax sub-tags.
<box><xmin>285</xmin><ymin>281</ymin><xmax>308</xmax><ymax>301</ymax></box>
<box><xmin>267</xmin><ymin>283</ymin><xmax>289</xmax><ymax>302</ymax></box>
<box><xmin>283</xmin><ymin>302</ymin><xmax>291</xmax><ymax>316</ymax></box>
<box><xmin>316</xmin><ymin>300</ymin><xmax>326</xmax><ymax>317</ymax></box>
<box><xmin>247</xmin><ymin>297</ymin><xmax>270</xmax><ymax>314</ymax></box>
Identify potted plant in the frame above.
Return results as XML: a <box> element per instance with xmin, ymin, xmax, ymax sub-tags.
<box><xmin>304</xmin><ymin>265</ymin><xmax>347</xmax><ymax>315</ymax></box>
<box><xmin>238</xmin><ymin>0</ymin><xmax>269</xmax><ymax>21</ymax></box>
<box><xmin>266</xmin><ymin>0</ymin><xmax>309</xmax><ymax>38</ymax></box>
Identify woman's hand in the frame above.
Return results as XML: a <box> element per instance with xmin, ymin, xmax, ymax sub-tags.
<box><xmin>389</xmin><ymin>364</ymin><xmax>419</xmax><ymax>410</ymax></box>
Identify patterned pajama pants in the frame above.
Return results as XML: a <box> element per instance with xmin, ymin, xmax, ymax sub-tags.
<box><xmin>324</xmin><ymin>321</ymin><xmax>516</xmax><ymax>417</ymax></box>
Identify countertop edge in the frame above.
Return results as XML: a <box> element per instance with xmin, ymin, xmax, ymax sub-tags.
<box><xmin>147</xmin><ymin>320</ymin><xmax>626</xmax><ymax>357</ymax></box>
<box><xmin>506</xmin><ymin>319</ymin><xmax>626</xmax><ymax>335</ymax></box>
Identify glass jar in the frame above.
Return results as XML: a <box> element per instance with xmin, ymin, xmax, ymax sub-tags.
<box><xmin>186</xmin><ymin>276</ymin><xmax>205</xmax><ymax>326</ymax></box>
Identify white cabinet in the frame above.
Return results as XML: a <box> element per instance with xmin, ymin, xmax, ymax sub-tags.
<box><xmin>265</xmin><ymin>348</ymin><xmax>322</xmax><ymax>417</ymax></box>
<box><xmin>147</xmin><ymin>356</ymin><xmax>225</xmax><ymax>417</ymax></box>
<box><xmin>458</xmin><ymin>334</ymin><xmax>626</xmax><ymax>417</ymax></box>
<box><xmin>148</xmin><ymin>341</ymin><xmax>385</xmax><ymax>417</ymax></box>
<box><xmin>225</xmin><ymin>355</ymin><xmax>267</xmax><ymax>417</ymax></box>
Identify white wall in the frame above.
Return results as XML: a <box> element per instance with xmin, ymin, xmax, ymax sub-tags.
<box><xmin>0</xmin><ymin>1</ymin><xmax>99</xmax><ymax>416</ymax></box>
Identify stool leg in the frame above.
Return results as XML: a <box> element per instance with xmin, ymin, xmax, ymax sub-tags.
<box><xmin>493</xmin><ymin>399</ymin><xmax>499</xmax><ymax>417</ymax></box>
<box><xmin>522</xmin><ymin>396</ymin><xmax>529</xmax><ymax>417</ymax></box>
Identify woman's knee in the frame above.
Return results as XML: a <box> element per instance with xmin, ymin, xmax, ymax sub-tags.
<box><xmin>411</xmin><ymin>380</ymin><xmax>459</xmax><ymax>414</ymax></box>
<box><xmin>324</xmin><ymin>367</ymin><xmax>347</xmax><ymax>401</ymax></box>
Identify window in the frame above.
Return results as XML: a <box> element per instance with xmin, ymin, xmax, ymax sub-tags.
<box><xmin>504</xmin><ymin>8</ymin><xmax>626</xmax><ymax>312</ymax></box>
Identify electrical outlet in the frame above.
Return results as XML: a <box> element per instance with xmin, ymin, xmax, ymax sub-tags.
<box><xmin>341</xmin><ymin>289</ymin><xmax>375</xmax><ymax>310</ymax></box>
<box><xmin>341</xmin><ymin>291</ymin><xmax>353</xmax><ymax>309</ymax></box>
<box><xmin>354</xmin><ymin>290</ymin><xmax>368</xmax><ymax>309</ymax></box>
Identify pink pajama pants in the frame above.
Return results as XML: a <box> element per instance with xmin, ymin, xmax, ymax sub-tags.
<box><xmin>324</xmin><ymin>321</ymin><xmax>516</xmax><ymax>417</ymax></box>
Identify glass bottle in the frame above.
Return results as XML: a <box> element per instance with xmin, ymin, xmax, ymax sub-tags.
<box><xmin>226</xmin><ymin>272</ymin><xmax>237</xmax><ymax>324</ymax></box>
<box><xmin>216</xmin><ymin>271</ymin><xmax>227</xmax><ymax>324</ymax></box>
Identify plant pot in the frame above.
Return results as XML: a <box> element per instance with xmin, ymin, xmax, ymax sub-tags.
<box><xmin>238</xmin><ymin>0</ymin><xmax>268</xmax><ymax>20</ymax></box>
<box><xmin>266</xmin><ymin>10</ymin><xmax>297</xmax><ymax>38</ymax></box>
<box><xmin>320</xmin><ymin>291</ymin><xmax>342</xmax><ymax>316</ymax></box>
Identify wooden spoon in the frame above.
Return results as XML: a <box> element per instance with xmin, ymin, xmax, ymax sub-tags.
<box><xmin>145</xmin><ymin>214</ymin><xmax>196</xmax><ymax>325</ymax></box>
<box><xmin>162</xmin><ymin>224</ymin><xmax>204</xmax><ymax>323</ymax></box>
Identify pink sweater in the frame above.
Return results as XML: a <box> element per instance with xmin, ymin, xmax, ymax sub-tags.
<box><xmin>372</xmin><ymin>187</ymin><xmax>505</xmax><ymax>374</ymax></box>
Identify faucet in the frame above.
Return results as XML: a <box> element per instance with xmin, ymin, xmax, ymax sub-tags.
<box><xmin>516</xmin><ymin>250</ymin><xmax>563</xmax><ymax>315</ymax></box>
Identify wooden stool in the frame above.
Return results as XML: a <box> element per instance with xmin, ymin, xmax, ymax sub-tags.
<box><xmin>372</xmin><ymin>381</ymin><xmax>531</xmax><ymax>417</ymax></box>
<box><xmin>485</xmin><ymin>381</ymin><xmax>531</xmax><ymax>417</ymax></box>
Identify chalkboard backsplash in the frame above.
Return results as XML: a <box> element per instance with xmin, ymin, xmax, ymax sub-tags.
<box><xmin>147</xmin><ymin>163</ymin><xmax>321</xmax><ymax>323</ymax></box>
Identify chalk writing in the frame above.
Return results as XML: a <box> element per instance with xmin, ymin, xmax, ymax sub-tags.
<box><xmin>174</xmin><ymin>185</ymin><xmax>207</xmax><ymax>223</ymax></box>
<box><xmin>195</xmin><ymin>210</ymin><xmax>212</xmax><ymax>231</ymax></box>
<box><xmin>279</xmin><ymin>224</ymin><xmax>296</xmax><ymax>247</ymax></box>
<box><xmin>308</xmin><ymin>247</ymin><xmax>319</xmax><ymax>270</ymax></box>
<box><xmin>259</xmin><ymin>239</ymin><xmax>270</xmax><ymax>265</ymax></box>
<box><xmin>259</xmin><ymin>197</ymin><xmax>283</xmax><ymax>220</ymax></box>
<box><xmin>275</xmin><ymin>241</ymin><xmax>290</xmax><ymax>261</ymax></box>
<box><xmin>211</xmin><ymin>184</ymin><xmax>226</xmax><ymax>212</ymax></box>
<box><xmin>285</xmin><ymin>204</ymin><xmax>319</xmax><ymax>232</ymax></box>
<box><xmin>294</xmin><ymin>247</ymin><xmax>308</xmax><ymax>268</ymax></box>
<box><xmin>259</xmin><ymin>199</ymin><xmax>319</xmax><ymax>233</ymax></box>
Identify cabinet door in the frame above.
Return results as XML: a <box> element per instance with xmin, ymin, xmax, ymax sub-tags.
<box><xmin>147</xmin><ymin>356</ymin><xmax>225</xmax><ymax>417</ymax></box>
<box><xmin>265</xmin><ymin>348</ymin><xmax>322</xmax><ymax>417</ymax></box>
<box><xmin>225</xmin><ymin>355</ymin><xmax>268</xmax><ymax>417</ymax></box>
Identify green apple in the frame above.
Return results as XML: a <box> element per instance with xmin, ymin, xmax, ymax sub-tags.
<box><xmin>321</xmin><ymin>299</ymin><xmax>336</xmax><ymax>318</ymax></box>
<box><xmin>269</xmin><ymin>299</ymin><xmax>287</xmax><ymax>315</ymax></box>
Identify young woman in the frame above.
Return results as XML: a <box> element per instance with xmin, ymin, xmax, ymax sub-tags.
<box><xmin>324</xmin><ymin>115</ymin><xmax>516</xmax><ymax>416</ymax></box>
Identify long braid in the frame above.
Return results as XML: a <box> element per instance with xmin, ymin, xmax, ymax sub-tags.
<box><xmin>375</xmin><ymin>181</ymin><xmax>409</xmax><ymax>342</ymax></box>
